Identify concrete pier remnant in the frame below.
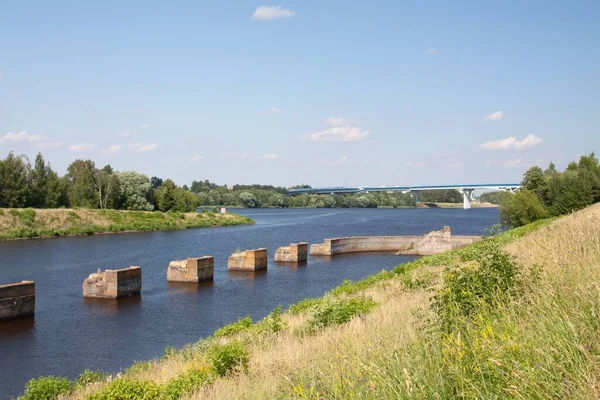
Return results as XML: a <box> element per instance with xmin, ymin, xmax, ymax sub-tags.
<box><xmin>310</xmin><ymin>226</ymin><xmax>480</xmax><ymax>257</ymax></box>
<box><xmin>82</xmin><ymin>266</ymin><xmax>142</xmax><ymax>299</ymax></box>
<box><xmin>0</xmin><ymin>281</ymin><xmax>35</xmax><ymax>322</ymax></box>
<box><xmin>228</xmin><ymin>248</ymin><xmax>268</xmax><ymax>271</ymax></box>
<box><xmin>274</xmin><ymin>243</ymin><xmax>308</xmax><ymax>263</ymax></box>
<box><xmin>167</xmin><ymin>257</ymin><xmax>214</xmax><ymax>282</ymax></box>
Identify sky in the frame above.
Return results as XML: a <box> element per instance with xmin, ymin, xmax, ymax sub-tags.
<box><xmin>0</xmin><ymin>0</ymin><xmax>599</xmax><ymax>188</ymax></box>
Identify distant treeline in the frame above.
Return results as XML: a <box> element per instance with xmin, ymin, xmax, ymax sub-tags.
<box><xmin>499</xmin><ymin>153</ymin><xmax>600</xmax><ymax>227</ymax></box>
<box><xmin>0</xmin><ymin>151</ymin><xmax>465</xmax><ymax>212</ymax></box>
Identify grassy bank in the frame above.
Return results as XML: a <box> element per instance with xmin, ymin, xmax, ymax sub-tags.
<box><xmin>19</xmin><ymin>203</ymin><xmax>600</xmax><ymax>399</ymax></box>
<box><xmin>0</xmin><ymin>208</ymin><xmax>254</xmax><ymax>241</ymax></box>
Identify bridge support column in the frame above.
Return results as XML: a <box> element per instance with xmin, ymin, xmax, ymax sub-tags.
<box><xmin>411</xmin><ymin>190</ymin><xmax>421</xmax><ymax>206</ymax></box>
<box><xmin>461</xmin><ymin>189</ymin><xmax>475</xmax><ymax>210</ymax></box>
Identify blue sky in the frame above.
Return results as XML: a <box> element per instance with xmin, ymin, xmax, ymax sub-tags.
<box><xmin>1</xmin><ymin>0</ymin><xmax>598</xmax><ymax>187</ymax></box>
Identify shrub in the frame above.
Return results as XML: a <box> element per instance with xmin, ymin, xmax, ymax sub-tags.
<box><xmin>75</xmin><ymin>369</ymin><xmax>105</xmax><ymax>388</ymax></box>
<box><xmin>213</xmin><ymin>316</ymin><xmax>253</xmax><ymax>338</ymax></box>
<box><xmin>159</xmin><ymin>368</ymin><xmax>212</xmax><ymax>399</ymax></box>
<box><xmin>0</xmin><ymin>208</ymin><xmax>4</xmax><ymax>216</ymax></box>
<box><xmin>433</xmin><ymin>242</ymin><xmax>518</xmax><ymax>333</ymax></box>
<box><xmin>499</xmin><ymin>189</ymin><xmax>548</xmax><ymax>227</ymax></box>
<box><xmin>307</xmin><ymin>297</ymin><xmax>377</xmax><ymax>331</ymax></box>
<box><xmin>206</xmin><ymin>341</ymin><xmax>249</xmax><ymax>377</ymax></box>
<box><xmin>9</xmin><ymin>209</ymin><xmax>20</xmax><ymax>218</ymax></box>
<box><xmin>19</xmin><ymin>209</ymin><xmax>36</xmax><ymax>224</ymax></box>
<box><xmin>86</xmin><ymin>379</ymin><xmax>161</xmax><ymax>400</ymax></box>
<box><xmin>125</xmin><ymin>360</ymin><xmax>154</xmax><ymax>375</ymax></box>
<box><xmin>20</xmin><ymin>376</ymin><xmax>71</xmax><ymax>400</ymax></box>
<box><xmin>288</xmin><ymin>298</ymin><xmax>323</xmax><ymax>315</ymax></box>
<box><xmin>256</xmin><ymin>305</ymin><xmax>287</xmax><ymax>333</ymax></box>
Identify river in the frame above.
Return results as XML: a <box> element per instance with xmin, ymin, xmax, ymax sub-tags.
<box><xmin>0</xmin><ymin>207</ymin><xmax>499</xmax><ymax>398</ymax></box>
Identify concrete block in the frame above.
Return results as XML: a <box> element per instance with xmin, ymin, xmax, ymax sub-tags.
<box><xmin>275</xmin><ymin>242</ymin><xmax>308</xmax><ymax>262</ymax></box>
<box><xmin>83</xmin><ymin>266</ymin><xmax>142</xmax><ymax>299</ymax></box>
<box><xmin>167</xmin><ymin>257</ymin><xmax>214</xmax><ymax>282</ymax></box>
<box><xmin>0</xmin><ymin>281</ymin><xmax>35</xmax><ymax>322</ymax></box>
<box><xmin>228</xmin><ymin>248</ymin><xmax>267</xmax><ymax>271</ymax></box>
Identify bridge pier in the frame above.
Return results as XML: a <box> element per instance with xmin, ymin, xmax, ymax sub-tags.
<box><xmin>461</xmin><ymin>189</ymin><xmax>475</xmax><ymax>209</ymax></box>
<box><xmin>410</xmin><ymin>190</ymin><xmax>421</xmax><ymax>206</ymax></box>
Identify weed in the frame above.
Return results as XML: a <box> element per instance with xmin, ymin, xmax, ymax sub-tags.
<box><xmin>206</xmin><ymin>341</ymin><xmax>249</xmax><ymax>377</ymax></box>
<box><xmin>19</xmin><ymin>376</ymin><xmax>71</xmax><ymax>400</ymax></box>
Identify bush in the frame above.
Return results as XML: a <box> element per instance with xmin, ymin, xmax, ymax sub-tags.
<box><xmin>213</xmin><ymin>316</ymin><xmax>253</xmax><ymax>338</ymax></box>
<box><xmin>20</xmin><ymin>376</ymin><xmax>71</xmax><ymax>400</ymax></box>
<box><xmin>499</xmin><ymin>190</ymin><xmax>548</xmax><ymax>227</ymax></box>
<box><xmin>19</xmin><ymin>208</ymin><xmax>36</xmax><ymax>224</ymax></box>
<box><xmin>288</xmin><ymin>298</ymin><xmax>323</xmax><ymax>315</ymax></box>
<box><xmin>75</xmin><ymin>369</ymin><xmax>105</xmax><ymax>388</ymax></box>
<box><xmin>256</xmin><ymin>305</ymin><xmax>287</xmax><ymax>334</ymax></box>
<box><xmin>206</xmin><ymin>341</ymin><xmax>249</xmax><ymax>377</ymax></box>
<box><xmin>432</xmin><ymin>241</ymin><xmax>518</xmax><ymax>333</ymax></box>
<box><xmin>86</xmin><ymin>379</ymin><xmax>161</xmax><ymax>400</ymax></box>
<box><xmin>307</xmin><ymin>297</ymin><xmax>377</xmax><ymax>332</ymax></box>
<box><xmin>159</xmin><ymin>369</ymin><xmax>212</xmax><ymax>399</ymax></box>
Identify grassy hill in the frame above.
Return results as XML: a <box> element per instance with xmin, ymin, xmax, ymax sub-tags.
<box><xmin>18</xmin><ymin>203</ymin><xmax>600</xmax><ymax>399</ymax></box>
<box><xmin>0</xmin><ymin>208</ymin><xmax>254</xmax><ymax>241</ymax></box>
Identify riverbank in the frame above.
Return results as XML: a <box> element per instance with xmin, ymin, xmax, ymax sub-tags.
<box><xmin>0</xmin><ymin>208</ymin><xmax>254</xmax><ymax>241</ymax></box>
<box><xmin>20</xmin><ymin>203</ymin><xmax>600</xmax><ymax>399</ymax></box>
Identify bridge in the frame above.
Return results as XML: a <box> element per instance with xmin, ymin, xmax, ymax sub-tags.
<box><xmin>288</xmin><ymin>184</ymin><xmax>521</xmax><ymax>209</ymax></box>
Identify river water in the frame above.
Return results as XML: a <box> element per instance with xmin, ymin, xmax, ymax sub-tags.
<box><xmin>0</xmin><ymin>208</ymin><xmax>498</xmax><ymax>398</ymax></box>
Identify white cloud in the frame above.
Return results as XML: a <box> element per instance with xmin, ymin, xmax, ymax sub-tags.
<box><xmin>251</xmin><ymin>5</ymin><xmax>295</xmax><ymax>20</ymax></box>
<box><xmin>102</xmin><ymin>144</ymin><xmax>122</xmax><ymax>155</ymax></box>
<box><xmin>445</xmin><ymin>162</ymin><xmax>463</xmax><ymax>169</ymax></box>
<box><xmin>0</xmin><ymin>131</ymin><xmax>43</xmax><ymax>144</ymax></box>
<box><xmin>129</xmin><ymin>142</ymin><xmax>158</xmax><ymax>152</ymax></box>
<box><xmin>139</xmin><ymin>123</ymin><xmax>151</xmax><ymax>129</ymax></box>
<box><xmin>306</xmin><ymin>126</ymin><xmax>369</xmax><ymax>142</ymax></box>
<box><xmin>405</xmin><ymin>161</ymin><xmax>426</xmax><ymax>168</ymax></box>
<box><xmin>267</xmin><ymin>108</ymin><xmax>282</xmax><ymax>114</ymax></box>
<box><xmin>360</xmin><ymin>158</ymin><xmax>371</xmax><ymax>164</ymax></box>
<box><xmin>69</xmin><ymin>143</ymin><xmax>95</xmax><ymax>152</ymax></box>
<box><xmin>37</xmin><ymin>141</ymin><xmax>62</xmax><ymax>149</ymax></box>
<box><xmin>483</xmin><ymin>110</ymin><xmax>504</xmax><ymax>121</ymax></box>
<box><xmin>181</xmin><ymin>155</ymin><xmax>203</xmax><ymax>163</ymax></box>
<box><xmin>240</xmin><ymin>152</ymin><xmax>251</xmax><ymax>159</ymax></box>
<box><xmin>325</xmin><ymin>117</ymin><xmax>355</xmax><ymax>127</ymax></box>
<box><xmin>118</xmin><ymin>128</ymin><xmax>136</xmax><ymax>138</ymax></box>
<box><xmin>486</xmin><ymin>158</ymin><xmax>522</xmax><ymax>167</ymax></box>
<box><xmin>480</xmin><ymin>134</ymin><xmax>543</xmax><ymax>150</ymax></box>
<box><xmin>425</xmin><ymin>48</ymin><xmax>438</xmax><ymax>55</ymax></box>
<box><xmin>258</xmin><ymin>153</ymin><xmax>278</xmax><ymax>160</ymax></box>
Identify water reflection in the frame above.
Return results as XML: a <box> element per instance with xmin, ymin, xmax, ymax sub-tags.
<box><xmin>227</xmin><ymin>269</ymin><xmax>268</xmax><ymax>280</ymax></box>
<box><xmin>274</xmin><ymin>260</ymin><xmax>308</xmax><ymax>268</ymax></box>
<box><xmin>0</xmin><ymin>316</ymin><xmax>35</xmax><ymax>337</ymax></box>
<box><xmin>82</xmin><ymin>296</ymin><xmax>142</xmax><ymax>316</ymax></box>
<box><xmin>167</xmin><ymin>280</ymin><xmax>214</xmax><ymax>295</ymax></box>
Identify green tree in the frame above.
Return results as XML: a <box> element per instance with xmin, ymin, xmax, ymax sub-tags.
<box><xmin>154</xmin><ymin>179</ymin><xmax>177</xmax><ymax>212</ymax></box>
<box><xmin>117</xmin><ymin>172</ymin><xmax>154</xmax><ymax>211</ymax></box>
<box><xmin>0</xmin><ymin>152</ymin><xmax>31</xmax><ymax>208</ymax></box>
<box><xmin>66</xmin><ymin>159</ymin><xmax>98</xmax><ymax>208</ymax></box>
<box><xmin>28</xmin><ymin>153</ymin><xmax>65</xmax><ymax>208</ymax></box>
<box><xmin>499</xmin><ymin>190</ymin><xmax>548</xmax><ymax>227</ymax></box>
<box><xmin>239</xmin><ymin>192</ymin><xmax>258</xmax><ymax>208</ymax></box>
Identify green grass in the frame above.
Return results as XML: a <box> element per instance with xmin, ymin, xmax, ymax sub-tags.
<box><xmin>0</xmin><ymin>208</ymin><xmax>254</xmax><ymax>240</ymax></box>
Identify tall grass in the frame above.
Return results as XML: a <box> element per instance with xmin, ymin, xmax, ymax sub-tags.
<box><xmin>21</xmin><ymin>204</ymin><xmax>600</xmax><ymax>399</ymax></box>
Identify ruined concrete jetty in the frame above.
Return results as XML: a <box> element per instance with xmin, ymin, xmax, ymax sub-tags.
<box><xmin>310</xmin><ymin>226</ymin><xmax>480</xmax><ymax>257</ymax></box>
<box><xmin>228</xmin><ymin>248</ymin><xmax>268</xmax><ymax>271</ymax></box>
<box><xmin>0</xmin><ymin>281</ymin><xmax>35</xmax><ymax>322</ymax></box>
<box><xmin>167</xmin><ymin>257</ymin><xmax>214</xmax><ymax>282</ymax></box>
<box><xmin>82</xmin><ymin>266</ymin><xmax>142</xmax><ymax>299</ymax></box>
<box><xmin>275</xmin><ymin>243</ymin><xmax>308</xmax><ymax>263</ymax></box>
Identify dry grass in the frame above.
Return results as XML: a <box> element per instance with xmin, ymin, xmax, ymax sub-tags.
<box><xmin>34</xmin><ymin>203</ymin><xmax>600</xmax><ymax>399</ymax></box>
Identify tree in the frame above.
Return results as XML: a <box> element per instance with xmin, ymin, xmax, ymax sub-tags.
<box><xmin>268</xmin><ymin>193</ymin><xmax>288</xmax><ymax>208</ymax></box>
<box><xmin>66</xmin><ymin>159</ymin><xmax>98</xmax><ymax>208</ymax></box>
<box><xmin>92</xmin><ymin>165</ymin><xmax>117</xmax><ymax>209</ymax></box>
<box><xmin>239</xmin><ymin>192</ymin><xmax>258</xmax><ymax>208</ymax></box>
<box><xmin>154</xmin><ymin>179</ymin><xmax>177</xmax><ymax>212</ymax></box>
<box><xmin>499</xmin><ymin>190</ymin><xmax>548</xmax><ymax>227</ymax></box>
<box><xmin>0</xmin><ymin>152</ymin><xmax>30</xmax><ymax>208</ymax></box>
<box><xmin>28</xmin><ymin>153</ymin><xmax>65</xmax><ymax>208</ymax></box>
<box><xmin>150</xmin><ymin>176</ymin><xmax>164</xmax><ymax>189</ymax></box>
<box><xmin>117</xmin><ymin>172</ymin><xmax>154</xmax><ymax>211</ymax></box>
<box><xmin>522</xmin><ymin>166</ymin><xmax>546</xmax><ymax>192</ymax></box>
